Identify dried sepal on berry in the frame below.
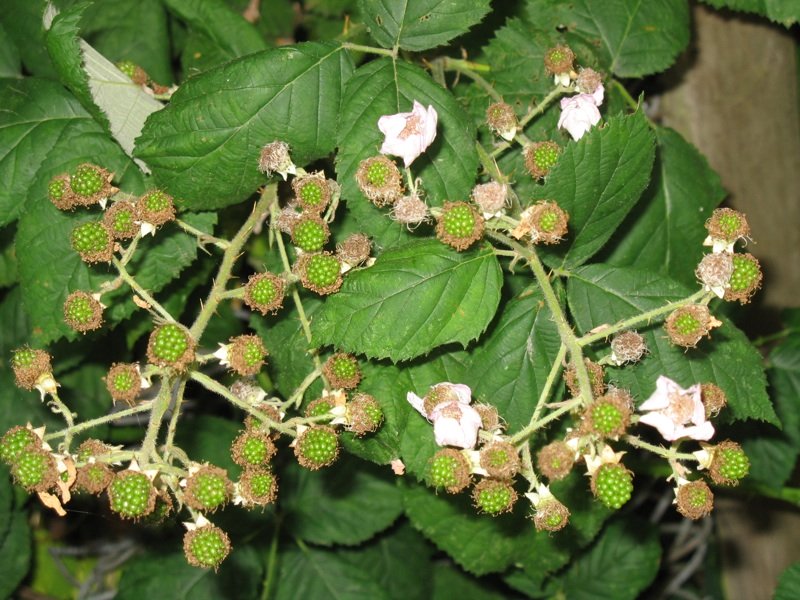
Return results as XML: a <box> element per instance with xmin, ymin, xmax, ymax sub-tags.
<box><xmin>584</xmin><ymin>388</ymin><xmax>633</xmax><ymax>439</ymax></box>
<box><xmin>704</xmin><ymin>208</ymin><xmax>750</xmax><ymax>252</ymax></box>
<box><xmin>48</xmin><ymin>174</ymin><xmax>73</xmax><ymax>210</ymax></box>
<box><xmin>63</xmin><ymin>291</ymin><xmax>103</xmax><ymax>333</ymax></box>
<box><xmin>231</xmin><ymin>429</ymin><xmax>276</xmax><ymax>468</ymax></box>
<box><xmin>294</xmin><ymin>425</ymin><xmax>340</xmax><ymax>470</ymax></box>
<box><xmin>11</xmin><ymin>448</ymin><xmax>58</xmax><ymax>492</ymax></box>
<box><xmin>11</xmin><ymin>347</ymin><xmax>52</xmax><ymax>391</ymax></box>
<box><xmin>323</xmin><ymin>353</ymin><xmax>361</xmax><ymax>389</ymax></box>
<box><xmin>355</xmin><ymin>156</ymin><xmax>403</xmax><ymax>207</ymax></box>
<box><xmin>275</xmin><ymin>204</ymin><xmax>302</xmax><ymax>234</ymax></box>
<box><xmin>117</xmin><ymin>60</ymin><xmax>149</xmax><ymax>85</ymax></box>
<box><xmin>296</xmin><ymin>252</ymin><xmax>343</xmax><ymax>295</ymax></box>
<box><xmin>485</xmin><ymin>102</ymin><xmax>517</xmax><ymax>141</ymax></box>
<box><xmin>147</xmin><ymin>323</ymin><xmax>196</xmax><ymax>371</ymax></box>
<box><xmin>565</xmin><ymin>358</ymin><xmax>605</xmax><ymax>398</ymax></box>
<box><xmin>609</xmin><ymin>331</ymin><xmax>647</xmax><ymax>365</ymax></box>
<box><xmin>709</xmin><ymin>440</ymin><xmax>749</xmax><ymax>486</ymax></box>
<box><xmin>427</xmin><ymin>448</ymin><xmax>471</xmax><ymax>494</ymax></box>
<box><xmin>183</xmin><ymin>464</ymin><xmax>233</xmax><ymax>513</ymax></box>
<box><xmin>543</xmin><ymin>45</ymin><xmax>575</xmax><ymax>77</ymax></box>
<box><xmin>243</xmin><ymin>399</ymin><xmax>284</xmax><ymax>440</ymax></box>
<box><xmin>664</xmin><ymin>305</ymin><xmax>721</xmax><ymax>348</ymax></box>
<box><xmin>700</xmin><ymin>383</ymin><xmax>727</xmax><ymax>418</ymax></box>
<box><xmin>576</xmin><ymin>68</ymin><xmax>603</xmax><ymax>94</ymax></box>
<box><xmin>472</xmin><ymin>478</ymin><xmax>517</xmax><ymax>515</ymax></box>
<box><xmin>292</xmin><ymin>171</ymin><xmax>333</xmax><ymax>213</ymax></box>
<box><xmin>75</xmin><ymin>439</ymin><xmax>115</xmax><ymax>495</ymax></box>
<box><xmin>479</xmin><ymin>441</ymin><xmax>520</xmax><ymax>480</ymax></box>
<box><xmin>391</xmin><ymin>194</ymin><xmax>429</xmax><ymax>227</ymax></box>
<box><xmin>71</xmin><ymin>221</ymin><xmax>114</xmax><ymax>263</ymax></box>
<box><xmin>536</xmin><ymin>441</ymin><xmax>575</xmax><ymax>481</ymax></box>
<box><xmin>524</xmin><ymin>141</ymin><xmax>561</xmax><ymax>179</ymax></box>
<box><xmin>513</xmin><ymin>201</ymin><xmax>569</xmax><ymax>244</ymax></box>
<box><xmin>696</xmin><ymin>252</ymin><xmax>734</xmax><ymax>298</ymax></box>
<box><xmin>290</xmin><ymin>214</ymin><xmax>330</xmax><ymax>253</ymax></box>
<box><xmin>141</xmin><ymin>489</ymin><xmax>175</xmax><ymax>526</ymax></box>
<box><xmin>435</xmin><ymin>201</ymin><xmax>484</xmax><ymax>251</ymax></box>
<box><xmin>237</xmin><ymin>468</ymin><xmax>278</xmax><ymax>506</ymax></box>
<box><xmin>227</xmin><ymin>334</ymin><xmax>268</xmax><ymax>377</ymax></box>
<box><xmin>346</xmin><ymin>393</ymin><xmax>383</xmax><ymax>436</ymax></box>
<box><xmin>724</xmin><ymin>253</ymin><xmax>762</xmax><ymax>304</ymax></box>
<box><xmin>336</xmin><ymin>233</ymin><xmax>372</xmax><ymax>268</ymax></box>
<box><xmin>258</xmin><ymin>141</ymin><xmax>295</xmax><ymax>180</ymax></box>
<box><xmin>675</xmin><ymin>480</ymin><xmax>714</xmax><ymax>520</ymax></box>
<box><xmin>0</xmin><ymin>425</ymin><xmax>42</xmax><ymax>464</ymax></box>
<box><xmin>68</xmin><ymin>163</ymin><xmax>117</xmax><ymax>208</ymax></box>
<box><xmin>243</xmin><ymin>272</ymin><xmax>285</xmax><ymax>315</ymax></box>
<box><xmin>136</xmin><ymin>189</ymin><xmax>176</xmax><ymax>230</ymax></box>
<box><xmin>305</xmin><ymin>397</ymin><xmax>334</xmax><ymax>419</ymax></box>
<box><xmin>471</xmin><ymin>182</ymin><xmax>508</xmax><ymax>218</ymax></box>
<box><xmin>108</xmin><ymin>469</ymin><xmax>157</xmax><ymax>520</ymax></box>
<box><xmin>474</xmin><ymin>403</ymin><xmax>503</xmax><ymax>433</ymax></box>
<box><xmin>183</xmin><ymin>522</ymin><xmax>231</xmax><ymax>570</ymax></box>
<box><xmin>105</xmin><ymin>363</ymin><xmax>144</xmax><ymax>405</ymax></box>
<box><xmin>103</xmin><ymin>200</ymin><xmax>139</xmax><ymax>240</ymax></box>
<box><xmin>533</xmin><ymin>497</ymin><xmax>570</xmax><ymax>532</ymax></box>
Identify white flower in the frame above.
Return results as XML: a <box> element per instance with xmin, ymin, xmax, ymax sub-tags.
<box><xmin>378</xmin><ymin>100</ymin><xmax>438</xmax><ymax>167</ymax></box>
<box><xmin>557</xmin><ymin>83</ymin><xmax>605</xmax><ymax>141</ymax></box>
<box><xmin>406</xmin><ymin>382</ymin><xmax>482</xmax><ymax>449</ymax></box>
<box><xmin>638</xmin><ymin>376</ymin><xmax>715</xmax><ymax>442</ymax></box>
<box><xmin>214</xmin><ymin>343</ymin><xmax>232</xmax><ymax>368</ymax></box>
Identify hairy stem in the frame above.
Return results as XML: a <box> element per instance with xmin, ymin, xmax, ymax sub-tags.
<box><xmin>43</xmin><ymin>401</ymin><xmax>154</xmax><ymax>442</ymax></box>
<box><xmin>47</xmin><ymin>392</ymin><xmax>75</xmax><ymax>452</ymax></box>
<box><xmin>112</xmin><ymin>257</ymin><xmax>175</xmax><ymax>322</ymax></box>
<box><xmin>624</xmin><ymin>435</ymin><xmax>697</xmax><ymax>461</ymax></box>
<box><xmin>342</xmin><ymin>42</ymin><xmax>396</xmax><ymax>58</ymax></box>
<box><xmin>162</xmin><ymin>378</ymin><xmax>187</xmax><ymax>462</ymax></box>
<box><xmin>175</xmin><ymin>218</ymin><xmax>231</xmax><ymax>250</ymax></box>
<box><xmin>139</xmin><ymin>376</ymin><xmax>174</xmax><ymax>464</ymax></box>
<box><xmin>510</xmin><ymin>398</ymin><xmax>583</xmax><ymax>444</ymax></box>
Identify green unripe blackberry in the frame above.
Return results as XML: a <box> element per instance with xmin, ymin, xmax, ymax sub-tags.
<box><xmin>676</xmin><ymin>481</ymin><xmax>714</xmax><ymax>520</ymax></box>
<box><xmin>105</xmin><ymin>363</ymin><xmax>142</xmax><ymax>404</ymax></box>
<box><xmin>591</xmin><ymin>463</ymin><xmax>633</xmax><ymax>509</ymax></box>
<box><xmin>479</xmin><ymin>441</ymin><xmax>520</xmax><ymax>480</ymax></box>
<box><xmin>117</xmin><ymin>60</ymin><xmax>137</xmax><ymax>79</ymax></box>
<box><xmin>436</xmin><ymin>202</ymin><xmax>484</xmax><ymax>251</ymax></box>
<box><xmin>522</xmin><ymin>201</ymin><xmax>569</xmax><ymax>245</ymax></box>
<box><xmin>231</xmin><ymin>430</ymin><xmax>276</xmax><ymax>468</ymax></box>
<box><xmin>705</xmin><ymin>208</ymin><xmax>750</xmax><ymax>243</ymax></box>
<box><xmin>294</xmin><ymin>426</ymin><xmax>339</xmax><ymax>470</ymax></box>
<box><xmin>586</xmin><ymin>390</ymin><xmax>632</xmax><ymax>438</ymax></box>
<box><xmin>103</xmin><ymin>200</ymin><xmax>138</xmax><ymax>240</ymax></box>
<box><xmin>322</xmin><ymin>353</ymin><xmax>361</xmax><ymax>389</ymax></box>
<box><xmin>724</xmin><ymin>253</ymin><xmax>762</xmax><ymax>304</ymax></box>
<box><xmin>136</xmin><ymin>189</ymin><xmax>175</xmax><ymax>227</ymax></box>
<box><xmin>76</xmin><ymin>463</ymin><xmax>114</xmax><ymax>495</ymax></box>
<box><xmin>70</xmin><ymin>164</ymin><xmax>105</xmax><ymax>197</ymax></box>
<box><xmin>12</xmin><ymin>448</ymin><xmax>57</xmax><ymax>492</ymax></box>
<box><xmin>184</xmin><ymin>465</ymin><xmax>232</xmax><ymax>512</ymax></box>
<box><xmin>536</xmin><ymin>441</ymin><xmax>575</xmax><ymax>481</ymax></box>
<box><xmin>427</xmin><ymin>448</ymin><xmax>470</xmax><ymax>494</ymax></box>
<box><xmin>147</xmin><ymin>324</ymin><xmax>195</xmax><ymax>370</ymax></box>
<box><xmin>533</xmin><ymin>499</ymin><xmax>570</xmax><ymax>532</ymax></box>
<box><xmin>710</xmin><ymin>441</ymin><xmax>749</xmax><ymax>486</ymax></box>
<box><xmin>485</xmin><ymin>102</ymin><xmax>518</xmax><ymax>140</ymax></box>
<box><xmin>64</xmin><ymin>291</ymin><xmax>103</xmax><ymax>333</ymax></box>
<box><xmin>298</xmin><ymin>252</ymin><xmax>342</xmax><ymax>295</ymax></box>
<box><xmin>11</xmin><ymin>347</ymin><xmax>52</xmax><ymax>391</ymax></box>
<box><xmin>665</xmin><ymin>305</ymin><xmax>717</xmax><ymax>348</ymax></box>
<box><xmin>355</xmin><ymin>156</ymin><xmax>403</xmax><ymax>206</ymax></box>
<box><xmin>71</xmin><ymin>221</ymin><xmax>113</xmax><ymax>263</ymax></box>
<box><xmin>1</xmin><ymin>426</ymin><xmax>40</xmax><ymax>465</ymax></box>
<box><xmin>108</xmin><ymin>470</ymin><xmax>156</xmax><ymax>519</ymax></box>
<box><xmin>227</xmin><ymin>334</ymin><xmax>268</xmax><ymax>377</ymax></box>
<box><xmin>305</xmin><ymin>398</ymin><xmax>333</xmax><ymax>418</ymax></box>
<box><xmin>472</xmin><ymin>478</ymin><xmax>517</xmax><ymax>515</ymax></box>
<box><xmin>543</xmin><ymin>44</ymin><xmax>575</xmax><ymax>74</ymax></box>
<box><xmin>292</xmin><ymin>171</ymin><xmax>332</xmax><ymax>213</ymax></box>
<box><xmin>48</xmin><ymin>175</ymin><xmax>72</xmax><ymax>210</ymax></box>
<box><xmin>346</xmin><ymin>393</ymin><xmax>383</xmax><ymax>436</ymax></box>
<box><xmin>524</xmin><ymin>141</ymin><xmax>561</xmax><ymax>179</ymax></box>
<box><xmin>184</xmin><ymin>524</ymin><xmax>231</xmax><ymax>570</ymax></box>
<box><xmin>243</xmin><ymin>272</ymin><xmax>285</xmax><ymax>315</ymax></box>
<box><xmin>291</xmin><ymin>217</ymin><xmax>329</xmax><ymax>252</ymax></box>
<box><xmin>238</xmin><ymin>469</ymin><xmax>278</xmax><ymax>506</ymax></box>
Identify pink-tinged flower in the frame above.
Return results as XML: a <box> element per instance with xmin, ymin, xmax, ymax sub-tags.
<box><xmin>407</xmin><ymin>382</ymin><xmax>483</xmax><ymax>449</ymax></box>
<box><xmin>378</xmin><ymin>101</ymin><xmax>438</xmax><ymax>167</ymax></box>
<box><xmin>557</xmin><ymin>83</ymin><xmax>605</xmax><ymax>141</ymax></box>
<box><xmin>638</xmin><ymin>376</ymin><xmax>715</xmax><ymax>442</ymax></box>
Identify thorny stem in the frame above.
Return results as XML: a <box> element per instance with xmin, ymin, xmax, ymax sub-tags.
<box><xmin>112</xmin><ymin>256</ymin><xmax>175</xmax><ymax>323</ymax></box>
<box><xmin>438</xmin><ymin>57</ymin><xmax>503</xmax><ymax>102</ymax></box>
<box><xmin>139</xmin><ymin>376</ymin><xmax>174</xmax><ymax>464</ymax></box>
<box><xmin>261</xmin><ymin>517</ymin><xmax>282</xmax><ymax>600</ymax></box>
<box><xmin>162</xmin><ymin>378</ymin><xmax>187</xmax><ymax>463</ymax></box>
<box><xmin>175</xmin><ymin>218</ymin><xmax>231</xmax><ymax>250</ymax></box>
<box><xmin>530</xmin><ymin>344</ymin><xmax>568</xmax><ymax>426</ymax></box>
<box><xmin>624</xmin><ymin>435</ymin><xmax>697</xmax><ymax>461</ymax></box>
<box><xmin>190</xmin><ymin>371</ymin><xmax>296</xmax><ymax>437</ymax></box>
<box><xmin>189</xmin><ymin>188</ymin><xmax>273</xmax><ymax>339</ymax></box>
<box><xmin>44</xmin><ymin>401</ymin><xmax>154</xmax><ymax>442</ymax></box>
<box><xmin>283</xmin><ymin>367</ymin><xmax>323</xmax><ymax>410</ymax></box>
<box><xmin>577</xmin><ymin>289</ymin><xmax>711</xmax><ymax>347</ymax></box>
<box><xmin>510</xmin><ymin>398</ymin><xmax>583</xmax><ymax>444</ymax></box>
<box><xmin>47</xmin><ymin>392</ymin><xmax>76</xmax><ymax>452</ymax></box>
<box><xmin>341</xmin><ymin>42</ymin><xmax>396</xmax><ymax>58</ymax></box>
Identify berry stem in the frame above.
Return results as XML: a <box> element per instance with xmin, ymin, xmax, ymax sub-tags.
<box><xmin>519</xmin><ymin>442</ymin><xmax>540</xmax><ymax>491</ymax></box>
<box><xmin>112</xmin><ymin>257</ymin><xmax>175</xmax><ymax>323</ymax></box>
<box><xmin>576</xmin><ymin>289</ymin><xmax>712</xmax><ymax>347</ymax></box>
<box><xmin>162</xmin><ymin>378</ymin><xmax>187</xmax><ymax>463</ymax></box>
<box><xmin>530</xmin><ymin>343</ymin><xmax>567</xmax><ymax>426</ymax></box>
<box><xmin>282</xmin><ymin>367</ymin><xmax>323</xmax><ymax>410</ymax></box>
<box><xmin>139</xmin><ymin>376</ymin><xmax>174</xmax><ymax>464</ymax></box>
<box><xmin>46</xmin><ymin>391</ymin><xmax>75</xmax><ymax>452</ymax></box>
<box><xmin>510</xmin><ymin>398</ymin><xmax>582</xmax><ymax>444</ymax></box>
<box><xmin>437</xmin><ymin>57</ymin><xmax>503</xmax><ymax>103</ymax></box>
<box><xmin>612</xmin><ymin>79</ymin><xmax>640</xmax><ymax>112</ymax></box>
<box><xmin>341</xmin><ymin>42</ymin><xmax>397</xmax><ymax>58</ymax></box>
<box><xmin>43</xmin><ymin>401</ymin><xmax>154</xmax><ymax>443</ymax></box>
<box><xmin>260</xmin><ymin>517</ymin><xmax>282</xmax><ymax>600</ymax></box>
<box><xmin>624</xmin><ymin>435</ymin><xmax>697</xmax><ymax>461</ymax></box>
<box><xmin>189</xmin><ymin>371</ymin><xmax>296</xmax><ymax>437</ymax></box>
<box><xmin>189</xmin><ymin>187</ymin><xmax>273</xmax><ymax>339</ymax></box>
<box><xmin>175</xmin><ymin>218</ymin><xmax>231</xmax><ymax>250</ymax></box>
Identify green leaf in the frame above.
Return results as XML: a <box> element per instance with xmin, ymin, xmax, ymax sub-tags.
<box><xmin>174</xmin><ymin>415</ymin><xmax>241</xmax><ymax>474</ymax></box>
<box><xmin>549</xmin><ymin>518</ymin><xmax>661</xmax><ymax>600</ymax></box>
<box><xmin>700</xmin><ymin>0</ymin><xmax>799</xmax><ymax>27</ymax></box>
<box><xmin>0</xmin><ymin>226</ymin><xmax>18</xmax><ymax>287</ymax></box>
<box><xmin>0</xmin><ymin>479</ymin><xmax>31</xmax><ymax>600</ymax></box>
<box><xmin>567</xmin><ymin>264</ymin><xmax>778</xmax><ymax>425</ymax></box>
<box><xmin>525</xmin><ymin>0</ymin><xmax>691</xmax><ymax>77</ymax></box>
<box><xmin>339</xmin><ymin>193</ymin><xmax>416</xmax><ymax>252</ymax></box>
<box><xmin>281</xmin><ymin>458</ymin><xmax>403</xmax><ymax>546</ymax></box>
<box><xmin>432</xmin><ymin>563</ymin><xmax>508</xmax><ymax>600</ymax></box>
<box><xmin>116</xmin><ymin>546</ymin><xmax>263</xmax><ymax>600</ymax></box>
<box><xmin>536</xmin><ymin>110</ymin><xmax>656</xmax><ymax>269</ymax></box>
<box><xmin>469</xmin><ymin>286</ymin><xmax>563</xmax><ymax>432</ymax></box>
<box><xmin>600</xmin><ymin>127</ymin><xmax>725</xmax><ymax>287</ymax></box>
<box><xmin>359</xmin><ymin>0</ymin><xmax>491</xmax><ymax>51</ymax></box>
<box><xmin>0</xmin><ymin>22</ymin><xmax>21</xmax><ymax>78</ymax></box>
<box><xmin>336</xmin><ymin>58</ymin><xmax>479</xmax><ymax>210</ymax></box>
<box><xmin>162</xmin><ymin>0</ymin><xmax>267</xmax><ymax>61</ymax></box>
<box><xmin>775</xmin><ymin>562</ymin><xmax>800</xmax><ymax>600</ymax></box>
<box><xmin>136</xmin><ymin>42</ymin><xmax>355</xmax><ymax>210</ymax></box>
<box><xmin>340</xmin><ymin>523</ymin><xmax>434</xmax><ymax>600</ymax></box>
<box><xmin>274</xmin><ymin>544</ymin><xmax>387</xmax><ymax>600</ymax></box>
<box><xmin>0</xmin><ymin>0</ymin><xmax>56</xmax><ymax>77</ymax></box>
<box><xmin>313</xmin><ymin>240</ymin><xmax>502</xmax><ymax>362</ymax></box>
<box><xmin>0</xmin><ymin>77</ymin><xmax>144</xmax><ymax>227</ymax></box>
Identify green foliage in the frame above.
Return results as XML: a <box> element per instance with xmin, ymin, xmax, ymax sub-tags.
<box><xmin>0</xmin><ymin>468</ymin><xmax>31</xmax><ymax>599</ymax></box>
<box><xmin>700</xmin><ymin>0</ymin><xmax>799</xmax><ymax>26</ymax></box>
<box><xmin>775</xmin><ymin>562</ymin><xmax>800</xmax><ymax>600</ymax></box>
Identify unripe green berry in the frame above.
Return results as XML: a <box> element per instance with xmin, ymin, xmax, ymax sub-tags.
<box><xmin>524</xmin><ymin>142</ymin><xmax>561</xmax><ymax>179</ymax></box>
<box><xmin>70</xmin><ymin>165</ymin><xmax>104</xmax><ymax>197</ymax></box>
<box><xmin>108</xmin><ymin>471</ymin><xmax>156</xmax><ymax>519</ymax></box>
<box><xmin>322</xmin><ymin>353</ymin><xmax>360</xmax><ymax>389</ymax></box>
<box><xmin>479</xmin><ymin>441</ymin><xmax>520</xmax><ymax>480</ymax></box>
<box><xmin>294</xmin><ymin>426</ymin><xmax>339</xmax><ymax>470</ymax></box>
<box><xmin>355</xmin><ymin>156</ymin><xmax>403</xmax><ymax>206</ymax></box>
<box><xmin>710</xmin><ymin>441</ymin><xmax>749</xmax><ymax>486</ymax></box>
<box><xmin>244</xmin><ymin>272</ymin><xmax>285</xmax><ymax>315</ymax></box>
<box><xmin>238</xmin><ymin>469</ymin><xmax>278</xmax><ymax>506</ymax></box>
<box><xmin>71</xmin><ymin>221</ymin><xmax>113</xmax><ymax>263</ymax></box>
<box><xmin>117</xmin><ymin>60</ymin><xmax>137</xmax><ymax>79</ymax></box>
<box><xmin>436</xmin><ymin>202</ymin><xmax>484</xmax><ymax>251</ymax></box>
<box><xmin>227</xmin><ymin>334</ymin><xmax>267</xmax><ymax>377</ymax></box>
<box><xmin>676</xmin><ymin>481</ymin><xmax>714</xmax><ymax>520</ymax></box>
<box><xmin>64</xmin><ymin>291</ymin><xmax>103</xmax><ymax>333</ymax></box>
<box><xmin>11</xmin><ymin>347</ymin><xmax>52</xmax><ymax>390</ymax></box>
<box><xmin>346</xmin><ymin>393</ymin><xmax>383</xmax><ymax>436</ymax></box>
<box><xmin>586</xmin><ymin>390</ymin><xmax>633</xmax><ymax>439</ymax></box>
<box><xmin>591</xmin><ymin>463</ymin><xmax>633</xmax><ymax>509</ymax></box>
<box><xmin>299</xmin><ymin>252</ymin><xmax>342</xmax><ymax>295</ymax></box>
<box><xmin>49</xmin><ymin>179</ymin><xmax>65</xmax><ymax>202</ymax></box>
<box><xmin>184</xmin><ymin>525</ymin><xmax>231</xmax><ymax>570</ymax></box>
<box><xmin>472</xmin><ymin>479</ymin><xmax>517</xmax><ymax>515</ymax></box>
<box><xmin>136</xmin><ymin>189</ymin><xmax>175</xmax><ymax>227</ymax></box>
<box><xmin>105</xmin><ymin>363</ymin><xmax>142</xmax><ymax>405</ymax></box>
<box><xmin>291</xmin><ymin>217</ymin><xmax>329</xmax><ymax>252</ymax></box>
<box><xmin>443</xmin><ymin>204</ymin><xmax>475</xmax><ymax>238</ymax></box>
<box><xmin>292</xmin><ymin>171</ymin><xmax>332</xmax><ymax>213</ymax></box>
<box><xmin>665</xmin><ymin>305</ymin><xmax>718</xmax><ymax>348</ymax></box>
<box><xmin>724</xmin><ymin>253</ymin><xmax>762</xmax><ymax>304</ymax></box>
<box><xmin>231</xmin><ymin>430</ymin><xmax>276</xmax><ymax>468</ymax></box>
<box><xmin>12</xmin><ymin>448</ymin><xmax>56</xmax><ymax>492</ymax></box>
<box><xmin>184</xmin><ymin>465</ymin><xmax>232</xmax><ymax>512</ymax></box>
<box><xmin>147</xmin><ymin>324</ymin><xmax>194</xmax><ymax>370</ymax></box>
<box><xmin>305</xmin><ymin>398</ymin><xmax>333</xmax><ymax>418</ymax></box>
<box><xmin>427</xmin><ymin>448</ymin><xmax>470</xmax><ymax>494</ymax></box>
<box><xmin>0</xmin><ymin>426</ymin><xmax>40</xmax><ymax>464</ymax></box>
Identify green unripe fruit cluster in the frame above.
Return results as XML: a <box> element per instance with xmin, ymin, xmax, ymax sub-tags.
<box><xmin>428</xmin><ymin>454</ymin><xmax>459</xmax><ymax>489</ymax></box>
<box><xmin>185</xmin><ymin>527</ymin><xmax>230</xmax><ymax>569</ymax></box>
<box><xmin>293</xmin><ymin>219</ymin><xmax>327</xmax><ymax>252</ymax></box>
<box><xmin>144</xmin><ymin>190</ymin><xmax>170</xmax><ymax>212</ymax></box>
<box><xmin>366</xmin><ymin>161</ymin><xmax>389</xmax><ymax>186</ymax></box>
<box><xmin>533</xmin><ymin>145</ymin><xmax>559</xmax><ymax>172</ymax></box>
<box><xmin>474</xmin><ymin>483</ymin><xmax>514</xmax><ymax>514</ymax></box>
<box><xmin>0</xmin><ymin>427</ymin><xmax>38</xmax><ymax>464</ymax></box>
<box><xmin>299</xmin><ymin>181</ymin><xmax>323</xmax><ymax>206</ymax></box>
<box><xmin>70</xmin><ymin>165</ymin><xmax>104</xmax><ymax>197</ymax></box>
<box><xmin>296</xmin><ymin>427</ymin><xmax>338</xmax><ymax>469</ymax></box>
<box><xmin>151</xmin><ymin>325</ymin><xmax>189</xmax><ymax>363</ymax></box>
<box><xmin>442</xmin><ymin>204</ymin><xmax>476</xmax><ymax>239</ymax></box>
<box><xmin>12</xmin><ymin>450</ymin><xmax>51</xmax><ymax>489</ymax></box>
<box><xmin>109</xmin><ymin>472</ymin><xmax>154</xmax><ymax>518</ymax></box>
<box><xmin>591</xmin><ymin>403</ymin><xmax>623</xmax><ymax>436</ymax></box>
<box><xmin>189</xmin><ymin>472</ymin><xmax>229</xmax><ymax>510</ymax></box>
<box><xmin>673</xmin><ymin>311</ymin><xmax>700</xmax><ymax>335</ymax></box>
<box><xmin>729</xmin><ymin>255</ymin><xmax>760</xmax><ymax>293</ymax></box>
<box><xmin>49</xmin><ymin>179</ymin><xmax>65</xmax><ymax>201</ymax></box>
<box><xmin>593</xmin><ymin>464</ymin><xmax>633</xmax><ymax>509</ymax></box>
<box><xmin>71</xmin><ymin>222</ymin><xmax>110</xmax><ymax>254</ymax></box>
<box><xmin>717</xmin><ymin>447</ymin><xmax>749</xmax><ymax>481</ymax></box>
<box><xmin>306</xmin><ymin>254</ymin><xmax>340</xmax><ymax>287</ymax></box>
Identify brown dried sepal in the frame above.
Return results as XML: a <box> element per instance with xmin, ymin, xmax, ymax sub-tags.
<box><xmin>536</xmin><ymin>441</ymin><xmax>575</xmax><ymax>481</ymax></box>
<box><xmin>705</xmin><ymin>208</ymin><xmax>750</xmax><ymax>243</ymax></box>
<box><xmin>676</xmin><ymin>480</ymin><xmax>714</xmax><ymax>520</ymax></box>
<box><xmin>695</xmin><ymin>252</ymin><xmax>733</xmax><ymax>291</ymax></box>
<box><xmin>391</xmin><ymin>195</ymin><xmax>429</xmax><ymax>226</ymax></box>
<box><xmin>336</xmin><ymin>233</ymin><xmax>372</xmax><ymax>267</ymax></box>
<box><xmin>664</xmin><ymin>305</ymin><xmax>719</xmax><ymax>348</ymax></box>
<box><xmin>471</xmin><ymin>478</ymin><xmax>518</xmax><ymax>515</ymax></box>
<box><xmin>576</xmin><ymin>68</ymin><xmax>602</xmax><ymax>94</ymax></box>
<box><xmin>346</xmin><ymin>393</ymin><xmax>383</xmax><ymax>436</ymax></box>
<box><xmin>479</xmin><ymin>441</ymin><xmax>520</xmax><ymax>480</ymax></box>
<box><xmin>701</xmin><ymin>383</ymin><xmax>727</xmax><ymax>418</ymax></box>
<box><xmin>103</xmin><ymin>200</ymin><xmax>139</xmax><ymax>240</ymax></box>
<box><xmin>135</xmin><ymin>189</ymin><xmax>176</xmax><ymax>227</ymax></box>
<box><xmin>610</xmin><ymin>331</ymin><xmax>647</xmax><ymax>364</ymax></box>
<box><xmin>228</xmin><ymin>334</ymin><xmax>268</xmax><ymax>377</ymax></box>
<box><xmin>258</xmin><ymin>141</ymin><xmax>293</xmax><ymax>176</ymax></box>
<box><xmin>474</xmin><ymin>403</ymin><xmax>503</xmax><ymax>433</ymax></box>
<box><xmin>355</xmin><ymin>156</ymin><xmax>403</xmax><ymax>207</ymax></box>
<box><xmin>533</xmin><ymin>498</ymin><xmax>570</xmax><ymax>532</ymax></box>
<box><xmin>544</xmin><ymin>45</ymin><xmax>575</xmax><ymax>75</ymax></box>
<box><xmin>565</xmin><ymin>358</ymin><xmax>606</xmax><ymax>399</ymax></box>
<box><xmin>471</xmin><ymin>182</ymin><xmax>508</xmax><ymax>215</ymax></box>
